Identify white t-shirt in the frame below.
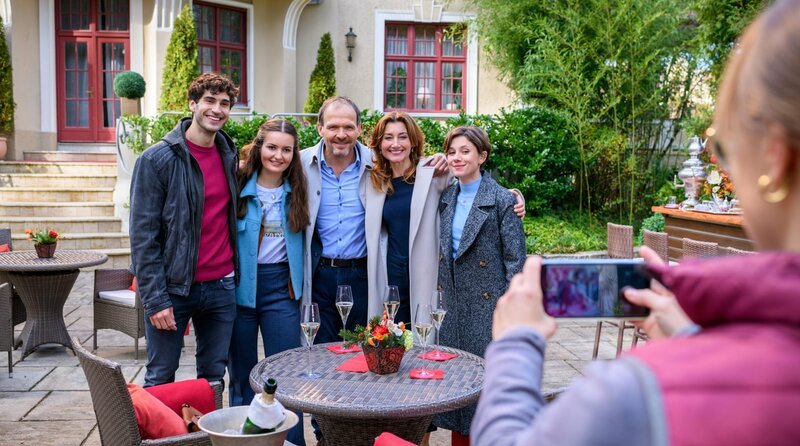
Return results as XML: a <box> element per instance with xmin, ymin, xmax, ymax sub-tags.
<box><xmin>256</xmin><ymin>184</ymin><xmax>288</xmax><ymax>264</ymax></box>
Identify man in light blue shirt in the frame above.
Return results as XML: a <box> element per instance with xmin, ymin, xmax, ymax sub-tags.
<box><xmin>300</xmin><ymin>97</ymin><xmax>372</xmax><ymax>343</ymax></box>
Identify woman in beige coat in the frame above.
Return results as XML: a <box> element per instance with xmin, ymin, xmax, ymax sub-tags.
<box><xmin>365</xmin><ymin>112</ymin><xmax>448</xmax><ymax>325</ymax></box>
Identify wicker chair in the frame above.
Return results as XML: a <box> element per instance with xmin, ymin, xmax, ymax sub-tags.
<box><xmin>643</xmin><ymin>229</ymin><xmax>670</xmax><ymax>263</ymax></box>
<box><xmin>0</xmin><ymin>228</ymin><xmax>25</xmax><ymax>330</ymax></box>
<box><xmin>682</xmin><ymin>238</ymin><xmax>719</xmax><ymax>259</ymax></box>
<box><xmin>593</xmin><ymin>223</ymin><xmax>636</xmax><ymax>360</ymax></box>
<box><xmin>723</xmin><ymin>246</ymin><xmax>756</xmax><ymax>256</ymax></box>
<box><xmin>72</xmin><ymin>338</ymin><xmax>222</xmax><ymax>446</ymax></box>
<box><xmin>1</xmin><ymin>283</ymin><xmax>12</xmax><ymax>376</ymax></box>
<box><xmin>94</xmin><ymin>269</ymin><xmax>145</xmax><ymax>360</ymax></box>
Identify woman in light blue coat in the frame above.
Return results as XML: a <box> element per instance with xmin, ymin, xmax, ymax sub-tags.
<box><xmin>228</xmin><ymin>119</ymin><xmax>308</xmax><ymax>445</ymax></box>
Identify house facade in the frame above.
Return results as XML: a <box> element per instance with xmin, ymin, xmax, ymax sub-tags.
<box><xmin>1</xmin><ymin>0</ymin><xmax>514</xmax><ymax>160</ymax></box>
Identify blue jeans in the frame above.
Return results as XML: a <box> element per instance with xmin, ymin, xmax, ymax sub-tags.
<box><xmin>311</xmin><ymin>262</ymin><xmax>368</xmax><ymax>344</ymax></box>
<box><xmin>144</xmin><ymin>276</ymin><xmax>236</xmax><ymax>387</ymax></box>
<box><xmin>228</xmin><ymin>263</ymin><xmax>305</xmax><ymax>446</ymax></box>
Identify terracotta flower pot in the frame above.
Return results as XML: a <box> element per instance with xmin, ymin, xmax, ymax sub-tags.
<box><xmin>34</xmin><ymin>243</ymin><xmax>57</xmax><ymax>258</ymax></box>
<box><xmin>362</xmin><ymin>344</ymin><xmax>405</xmax><ymax>375</ymax></box>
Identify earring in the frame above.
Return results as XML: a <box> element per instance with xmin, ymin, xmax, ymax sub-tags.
<box><xmin>758</xmin><ymin>174</ymin><xmax>789</xmax><ymax>204</ymax></box>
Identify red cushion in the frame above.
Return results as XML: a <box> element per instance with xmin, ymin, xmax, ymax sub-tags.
<box><xmin>144</xmin><ymin>378</ymin><xmax>216</xmax><ymax>417</ymax></box>
<box><xmin>0</xmin><ymin>244</ymin><xmax>9</xmax><ymax>253</ymax></box>
<box><xmin>374</xmin><ymin>432</ymin><xmax>416</xmax><ymax>446</ymax></box>
<box><xmin>127</xmin><ymin>384</ymin><xmax>188</xmax><ymax>440</ymax></box>
<box><xmin>128</xmin><ymin>277</ymin><xmax>137</xmax><ymax>291</ymax></box>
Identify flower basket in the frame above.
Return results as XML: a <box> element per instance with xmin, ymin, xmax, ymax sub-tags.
<box><xmin>35</xmin><ymin>243</ymin><xmax>56</xmax><ymax>258</ymax></box>
<box><xmin>340</xmin><ymin>311</ymin><xmax>414</xmax><ymax>375</ymax></box>
<box><xmin>362</xmin><ymin>344</ymin><xmax>405</xmax><ymax>375</ymax></box>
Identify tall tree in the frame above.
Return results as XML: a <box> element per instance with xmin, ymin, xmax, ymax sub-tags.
<box><xmin>159</xmin><ymin>5</ymin><xmax>199</xmax><ymax>112</ymax></box>
<box><xmin>304</xmin><ymin>33</ymin><xmax>336</xmax><ymax>115</ymax></box>
<box><xmin>467</xmin><ymin>0</ymin><xmax>704</xmax><ymax>221</ymax></box>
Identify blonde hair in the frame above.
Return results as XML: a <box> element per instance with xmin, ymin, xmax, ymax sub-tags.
<box><xmin>715</xmin><ymin>0</ymin><xmax>800</xmax><ymax>146</ymax></box>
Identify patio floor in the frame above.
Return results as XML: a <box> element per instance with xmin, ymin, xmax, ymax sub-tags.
<box><xmin>0</xmin><ymin>271</ymin><xmax>635</xmax><ymax>445</ymax></box>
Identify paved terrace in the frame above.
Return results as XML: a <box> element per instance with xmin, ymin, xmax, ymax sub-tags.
<box><xmin>0</xmin><ymin>271</ymin><xmax>635</xmax><ymax>445</ymax></box>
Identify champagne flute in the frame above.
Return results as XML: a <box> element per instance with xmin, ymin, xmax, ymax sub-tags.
<box><xmin>414</xmin><ymin>303</ymin><xmax>434</xmax><ymax>378</ymax></box>
<box><xmin>384</xmin><ymin>285</ymin><xmax>400</xmax><ymax>321</ymax></box>
<box><xmin>301</xmin><ymin>303</ymin><xmax>321</xmax><ymax>378</ymax></box>
<box><xmin>429</xmin><ymin>290</ymin><xmax>448</xmax><ymax>360</ymax></box>
<box><xmin>335</xmin><ymin>285</ymin><xmax>354</xmax><ymax>349</ymax></box>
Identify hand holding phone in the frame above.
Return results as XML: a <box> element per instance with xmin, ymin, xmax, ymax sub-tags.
<box><xmin>540</xmin><ymin>259</ymin><xmax>652</xmax><ymax>319</ymax></box>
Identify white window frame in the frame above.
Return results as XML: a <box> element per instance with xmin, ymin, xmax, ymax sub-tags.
<box><xmin>374</xmin><ymin>10</ymin><xmax>478</xmax><ymax>118</ymax></box>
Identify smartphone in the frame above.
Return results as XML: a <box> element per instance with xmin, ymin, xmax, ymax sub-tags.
<box><xmin>540</xmin><ymin>259</ymin><xmax>651</xmax><ymax>319</ymax></box>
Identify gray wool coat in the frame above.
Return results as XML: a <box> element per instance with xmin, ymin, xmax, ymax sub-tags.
<box><xmin>435</xmin><ymin>170</ymin><xmax>527</xmax><ymax>435</ymax></box>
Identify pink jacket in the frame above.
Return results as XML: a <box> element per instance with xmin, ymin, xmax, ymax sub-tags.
<box><xmin>630</xmin><ymin>253</ymin><xmax>800</xmax><ymax>445</ymax></box>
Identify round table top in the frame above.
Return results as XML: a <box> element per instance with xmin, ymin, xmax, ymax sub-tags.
<box><xmin>250</xmin><ymin>343</ymin><xmax>484</xmax><ymax>419</ymax></box>
<box><xmin>0</xmin><ymin>250</ymin><xmax>108</xmax><ymax>272</ymax></box>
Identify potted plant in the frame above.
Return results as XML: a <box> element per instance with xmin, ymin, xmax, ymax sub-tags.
<box><xmin>114</xmin><ymin>71</ymin><xmax>146</xmax><ymax>116</ymax></box>
<box><xmin>340</xmin><ymin>312</ymin><xmax>413</xmax><ymax>374</ymax></box>
<box><xmin>0</xmin><ymin>16</ymin><xmax>15</xmax><ymax>160</ymax></box>
<box><xmin>25</xmin><ymin>228</ymin><xmax>60</xmax><ymax>258</ymax></box>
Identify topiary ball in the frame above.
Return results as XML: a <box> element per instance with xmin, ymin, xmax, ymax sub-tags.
<box><xmin>113</xmin><ymin>71</ymin><xmax>146</xmax><ymax>99</ymax></box>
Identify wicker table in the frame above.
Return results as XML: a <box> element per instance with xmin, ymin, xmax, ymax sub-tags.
<box><xmin>250</xmin><ymin>343</ymin><xmax>484</xmax><ymax>446</ymax></box>
<box><xmin>0</xmin><ymin>250</ymin><xmax>108</xmax><ymax>358</ymax></box>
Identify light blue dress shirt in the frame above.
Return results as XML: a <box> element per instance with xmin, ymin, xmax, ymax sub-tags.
<box><xmin>452</xmin><ymin>176</ymin><xmax>482</xmax><ymax>259</ymax></box>
<box><xmin>317</xmin><ymin>147</ymin><xmax>367</xmax><ymax>259</ymax></box>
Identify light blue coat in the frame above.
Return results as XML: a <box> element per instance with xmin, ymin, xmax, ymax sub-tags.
<box><xmin>235</xmin><ymin>172</ymin><xmax>304</xmax><ymax>307</ymax></box>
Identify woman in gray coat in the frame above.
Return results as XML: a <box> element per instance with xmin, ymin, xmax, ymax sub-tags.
<box><xmin>435</xmin><ymin>126</ymin><xmax>527</xmax><ymax>442</ymax></box>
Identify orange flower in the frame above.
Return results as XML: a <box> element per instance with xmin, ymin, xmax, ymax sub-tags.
<box><xmin>367</xmin><ymin>337</ymin><xmax>375</xmax><ymax>347</ymax></box>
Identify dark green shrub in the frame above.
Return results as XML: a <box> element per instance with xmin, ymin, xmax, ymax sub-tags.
<box><xmin>160</xmin><ymin>5</ymin><xmax>199</xmax><ymax>111</ymax></box>
<box><xmin>113</xmin><ymin>71</ymin><xmax>146</xmax><ymax>99</ymax></box>
<box><xmin>121</xmin><ymin>113</ymin><xmax>186</xmax><ymax>155</ymax></box>
<box><xmin>303</xmin><ymin>33</ymin><xmax>336</xmax><ymax>115</ymax></box>
<box><xmin>482</xmin><ymin>107</ymin><xmax>580</xmax><ymax>214</ymax></box>
<box><xmin>417</xmin><ymin>118</ymin><xmax>446</xmax><ymax>156</ymax></box>
<box><xmin>357</xmin><ymin>109</ymin><xmax>384</xmax><ymax>148</ymax></box>
<box><xmin>223</xmin><ymin>114</ymin><xmax>268</xmax><ymax>150</ymax></box>
<box><xmin>0</xmin><ymin>16</ymin><xmax>15</xmax><ymax>135</ymax></box>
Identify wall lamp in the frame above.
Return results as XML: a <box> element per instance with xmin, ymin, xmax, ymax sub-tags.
<box><xmin>345</xmin><ymin>27</ymin><xmax>357</xmax><ymax>62</ymax></box>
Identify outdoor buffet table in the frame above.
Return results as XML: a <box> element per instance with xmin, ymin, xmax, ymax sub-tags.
<box><xmin>250</xmin><ymin>343</ymin><xmax>484</xmax><ymax>446</ymax></box>
<box><xmin>652</xmin><ymin>206</ymin><xmax>753</xmax><ymax>261</ymax></box>
<box><xmin>0</xmin><ymin>250</ymin><xmax>107</xmax><ymax>358</ymax></box>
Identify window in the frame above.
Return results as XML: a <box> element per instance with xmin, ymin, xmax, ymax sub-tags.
<box><xmin>193</xmin><ymin>1</ymin><xmax>247</xmax><ymax>103</ymax></box>
<box><xmin>384</xmin><ymin>23</ymin><xmax>466</xmax><ymax>113</ymax></box>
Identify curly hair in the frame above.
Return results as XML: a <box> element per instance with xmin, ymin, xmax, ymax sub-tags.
<box><xmin>237</xmin><ymin>119</ymin><xmax>309</xmax><ymax>233</ymax></box>
<box><xmin>368</xmin><ymin>111</ymin><xmax>425</xmax><ymax>195</ymax></box>
<box><xmin>187</xmin><ymin>72</ymin><xmax>240</xmax><ymax>104</ymax></box>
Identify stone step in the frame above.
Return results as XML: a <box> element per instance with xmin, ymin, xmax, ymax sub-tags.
<box><xmin>23</xmin><ymin>150</ymin><xmax>117</xmax><ymax>163</ymax></box>
<box><xmin>0</xmin><ymin>173</ymin><xmax>117</xmax><ymax>188</ymax></box>
<box><xmin>0</xmin><ymin>216</ymin><xmax>121</xmax><ymax>233</ymax></box>
<box><xmin>0</xmin><ymin>161</ymin><xmax>118</xmax><ymax>175</ymax></box>
<box><xmin>0</xmin><ymin>202</ymin><xmax>116</xmax><ymax>217</ymax></box>
<box><xmin>0</xmin><ymin>187</ymin><xmax>114</xmax><ymax>202</ymax></box>
<box><xmin>12</xmin><ymin>232</ymin><xmax>130</xmax><ymax>250</ymax></box>
<box><xmin>97</xmin><ymin>248</ymin><xmax>132</xmax><ymax>270</ymax></box>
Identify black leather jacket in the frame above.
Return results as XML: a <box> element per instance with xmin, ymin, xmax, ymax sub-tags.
<box><xmin>129</xmin><ymin>118</ymin><xmax>239</xmax><ymax>317</ymax></box>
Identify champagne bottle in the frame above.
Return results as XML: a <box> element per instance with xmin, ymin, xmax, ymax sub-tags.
<box><xmin>241</xmin><ymin>378</ymin><xmax>286</xmax><ymax>435</ymax></box>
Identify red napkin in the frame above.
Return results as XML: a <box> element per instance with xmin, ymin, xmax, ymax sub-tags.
<box><xmin>326</xmin><ymin>344</ymin><xmax>362</xmax><ymax>354</ymax></box>
<box><xmin>336</xmin><ymin>354</ymin><xmax>369</xmax><ymax>373</ymax></box>
<box><xmin>418</xmin><ymin>350</ymin><xmax>459</xmax><ymax>361</ymax></box>
<box><xmin>374</xmin><ymin>432</ymin><xmax>416</xmax><ymax>446</ymax></box>
<box><xmin>409</xmin><ymin>369</ymin><xmax>444</xmax><ymax>380</ymax></box>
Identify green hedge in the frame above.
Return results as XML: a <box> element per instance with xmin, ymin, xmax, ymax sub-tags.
<box><xmin>524</xmin><ymin>212</ymin><xmax>607</xmax><ymax>254</ymax></box>
<box><xmin>122</xmin><ymin>107</ymin><xmax>581</xmax><ymax>217</ymax></box>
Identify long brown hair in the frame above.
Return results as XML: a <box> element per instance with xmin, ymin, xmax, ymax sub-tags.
<box><xmin>368</xmin><ymin>111</ymin><xmax>425</xmax><ymax>195</ymax></box>
<box><xmin>237</xmin><ymin>119</ymin><xmax>309</xmax><ymax>232</ymax></box>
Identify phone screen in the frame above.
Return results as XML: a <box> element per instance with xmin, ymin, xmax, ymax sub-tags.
<box><xmin>541</xmin><ymin>259</ymin><xmax>651</xmax><ymax>318</ymax></box>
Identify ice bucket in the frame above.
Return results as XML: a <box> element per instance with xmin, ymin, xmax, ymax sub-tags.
<box><xmin>197</xmin><ymin>406</ymin><xmax>299</xmax><ymax>446</ymax></box>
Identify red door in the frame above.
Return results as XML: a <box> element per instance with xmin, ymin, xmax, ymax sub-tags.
<box><xmin>56</xmin><ymin>0</ymin><xmax>130</xmax><ymax>143</ymax></box>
